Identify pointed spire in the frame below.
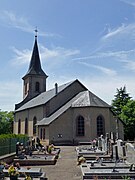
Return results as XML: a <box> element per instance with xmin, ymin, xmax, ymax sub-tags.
<box><xmin>23</xmin><ymin>30</ymin><xmax>48</xmax><ymax>78</ymax></box>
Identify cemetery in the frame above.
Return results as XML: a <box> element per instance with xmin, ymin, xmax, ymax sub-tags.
<box><xmin>3</xmin><ymin>167</ymin><xmax>47</xmax><ymax>180</ymax></box>
<box><xmin>13</xmin><ymin>154</ymin><xmax>58</xmax><ymax>166</ymax></box>
<box><xmin>1</xmin><ymin>134</ymin><xmax>135</xmax><ymax>179</ymax></box>
<box><xmin>13</xmin><ymin>147</ymin><xmax>60</xmax><ymax>166</ymax></box>
<box><xmin>0</xmin><ymin>138</ymin><xmax>61</xmax><ymax>179</ymax></box>
<box><xmin>77</xmin><ymin>133</ymin><xmax>135</xmax><ymax>179</ymax></box>
<box><xmin>12</xmin><ymin>139</ymin><xmax>60</xmax><ymax>166</ymax></box>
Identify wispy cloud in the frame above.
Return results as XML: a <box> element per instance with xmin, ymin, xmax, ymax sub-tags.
<box><xmin>78</xmin><ymin>62</ymin><xmax>117</xmax><ymax>76</ymax></box>
<box><xmin>72</xmin><ymin>49</ymin><xmax>135</xmax><ymax>73</ymax></box>
<box><xmin>11</xmin><ymin>47</ymin><xmax>31</xmax><ymax>65</ymax></box>
<box><xmin>72</xmin><ymin>52</ymin><xmax>117</xmax><ymax>61</ymax></box>
<box><xmin>90</xmin><ymin>65</ymin><xmax>117</xmax><ymax>76</ymax></box>
<box><xmin>101</xmin><ymin>23</ymin><xmax>135</xmax><ymax>41</ymax></box>
<box><xmin>121</xmin><ymin>59</ymin><xmax>135</xmax><ymax>71</ymax></box>
<box><xmin>0</xmin><ymin>10</ymin><xmax>59</xmax><ymax>37</ymax></box>
<box><xmin>120</xmin><ymin>0</ymin><xmax>135</xmax><ymax>7</ymax></box>
<box><xmin>40</xmin><ymin>45</ymin><xmax>80</xmax><ymax>59</ymax></box>
<box><xmin>73</xmin><ymin>49</ymin><xmax>135</xmax><ymax>61</ymax></box>
<box><xmin>11</xmin><ymin>45</ymin><xmax>80</xmax><ymax>66</ymax></box>
<box><xmin>0</xmin><ymin>11</ymin><xmax>33</xmax><ymax>32</ymax></box>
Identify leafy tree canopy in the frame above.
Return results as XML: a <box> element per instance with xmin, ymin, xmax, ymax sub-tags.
<box><xmin>0</xmin><ymin>111</ymin><xmax>14</xmax><ymax>134</ymax></box>
<box><xmin>111</xmin><ymin>86</ymin><xmax>132</xmax><ymax>117</ymax></box>
<box><xmin>111</xmin><ymin>86</ymin><xmax>135</xmax><ymax>140</ymax></box>
<box><xmin>120</xmin><ymin>100</ymin><xmax>135</xmax><ymax>140</ymax></box>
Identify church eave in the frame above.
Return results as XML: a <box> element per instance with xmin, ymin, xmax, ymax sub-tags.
<box><xmin>22</xmin><ymin>72</ymin><xmax>48</xmax><ymax>80</ymax></box>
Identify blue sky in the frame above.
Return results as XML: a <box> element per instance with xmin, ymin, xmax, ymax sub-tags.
<box><xmin>0</xmin><ymin>0</ymin><xmax>135</xmax><ymax>111</ymax></box>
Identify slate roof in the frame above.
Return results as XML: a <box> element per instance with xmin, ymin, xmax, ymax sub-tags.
<box><xmin>15</xmin><ymin>80</ymin><xmax>74</xmax><ymax>112</ymax></box>
<box><xmin>23</xmin><ymin>36</ymin><xmax>48</xmax><ymax>79</ymax></box>
<box><xmin>37</xmin><ymin>90</ymin><xmax>111</xmax><ymax>126</ymax></box>
<box><xmin>71</xmin><ymin>90</ymin><xmax>110</xmax><ymax>107</ymax></box>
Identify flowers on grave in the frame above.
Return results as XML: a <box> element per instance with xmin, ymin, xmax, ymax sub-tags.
<box><xmin>24</xmin><ymin>174</ymin><xmax>32</xmax><ymax>180</ymax></box>
<box><xmin>8</xmin><ymin>164</ymin><xmax>19</xmax><ymax>179</ymax></box>
<box><xmin>20</xmin><ymin>172</ymin><xmax>32</xmax><ymax>180</ymax></box>
<box><xmin>77</xmin><ymin>156</ymin><xmax>86</xmax><ymax>165</ymax></box>
<box><xmin>48</xmin><ymin>144</ymin><xmax>55</xmax><ymax>154</ymax></box>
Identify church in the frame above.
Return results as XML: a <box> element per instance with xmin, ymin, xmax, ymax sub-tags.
<box><xmin>13</xmin><ymin>34</ymin><xmax>124</xmax><ymax>145</ymax></box>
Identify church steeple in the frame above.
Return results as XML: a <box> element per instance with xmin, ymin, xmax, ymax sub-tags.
<box><xmin>24</xmin><ymin>34</ymin><xmax>47</xmax><ymax>78</ymax></box>
<box><xmin>22</xmin><ymin>33</ymin><xmax>48</xmax><ymax>100</ymax></box>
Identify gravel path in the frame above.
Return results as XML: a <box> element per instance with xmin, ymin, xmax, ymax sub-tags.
<box><xmin>41</xmin><ymin>146</ymin><xmax>82</xmax><ymax>180</ymax></box>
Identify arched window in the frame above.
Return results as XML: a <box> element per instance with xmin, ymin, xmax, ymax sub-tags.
<box><xmin>25</xmin><ymin>83</ymin><xmax>27</xmax><ymax>95</ymax></box>
<box><xmin>35</xmin><ymin>82</ymin><xmax>40</xmax><ymax>92</ymax></box>
<box><xmin>25</xmin><ymin>118</ymin><xmax>28</xmax><ymax>134</ymax></box>
<box><xmin>24</xmin><ymin>83</ymin><xmax>29</xmax><ymax>95</ymax></box>
<box><xmin>43</xmin><ymin>128</ymin><xmax>45</xmax><ymax>140</ymax></box>
<box><xmin>76</xmin><ymin>115</ymin><xmax>85</xmax><ymax>136</ymax></box>
<box><xmin>33</xmin><ymin>117</ymin><xmax>37</xmax><ymax>135</ymax></box>
<box><xmin>40</xmin><ymin>128</ymin><xmax>43</xmax><ymax>139</ymax></box>
<box><xmin>18</xmin><ymin>119</ymin><xmax>21</xmax><ymax>134</ymax></box>
<box><xmin>97</xmin><ymin>115</ymin><xmax>105</xmax><ymax>137</ymax></box>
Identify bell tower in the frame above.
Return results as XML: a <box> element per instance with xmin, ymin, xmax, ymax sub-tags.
<box><xmin>22</xmin><ymin>32</ymin><xmax>48</xmax><ymax>100</ymax></box>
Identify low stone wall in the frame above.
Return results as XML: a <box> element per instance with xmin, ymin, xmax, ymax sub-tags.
<box><xmin>0</xmin><ymin>152</ymin><xmax>16</xmax><ymax>164</ymax></box>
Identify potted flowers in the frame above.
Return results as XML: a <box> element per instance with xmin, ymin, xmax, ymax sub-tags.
<box><xmin>25</xmin><ymin>174</ymin><xmax>32</xmax><ymax>180</ymax></box>
<box><xmin>8</xmin><ymin>165</ymin><xmax>19</xmax><ymax>180</ymax></box>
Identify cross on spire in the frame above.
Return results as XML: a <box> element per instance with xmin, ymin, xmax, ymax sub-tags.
<box><xmin>35</xmin><ymin>27</ymin><xmax>38</xmax><ymax>38</ymax></box>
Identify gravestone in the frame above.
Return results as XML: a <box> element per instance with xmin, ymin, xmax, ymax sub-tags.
<box><xmin>105</xmin><ymin>133</ymin><xmax>109</xmax><ymax>154</ymax></box>
<box><xmin>117</xmin><ymin>139</ymin><xmax>123</xmax><ymax>158</ymax></box>
<box><xmin>98</xmin><ymin>134</ymin><xmax>107</xmax><ymax>152</ymax></box>
<box><xmin>113</xmin><ymin>145</ymin><xmax>119</xmax><ymax>161</ymax></box>
<box><xmin>98</xmin><ymin>137</ymin><xmax>102</xmax><ymax>151</ymax></box>
<box><xmin>122</xmin><ymin>146</ymin><xmax>126</xmax><ymax>157</ymax></box>
<box><xmin>100</xmin><ymin>135</ymin><xmax>105</xmax><ymax>152</ymax></box>
<box><xmin>81</xmin><ymin>163</ymin><xmax>135</xmax><ymax>180</ymax></box>
<box><xmin>126</xmin><ymin>143</ymin><xmax>135</xmax><ymax>164</ymax></box>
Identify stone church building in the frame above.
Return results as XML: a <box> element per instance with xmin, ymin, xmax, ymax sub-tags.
<box><xmin>14</xmin><ymin>35</ymin><xmax>124</xmax><ymax>144</ymax></box>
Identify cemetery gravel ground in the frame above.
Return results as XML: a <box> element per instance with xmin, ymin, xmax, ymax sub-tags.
<box><xmin>40</xmin><ymin>146</ymin><xmax>82</xmax><ymax>180</ymax></box>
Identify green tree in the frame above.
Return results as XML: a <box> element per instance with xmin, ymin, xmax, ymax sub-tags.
<box><xmin>111</xmin><ymin>86</ymin><xmax>131</xmax><ymax>118</ymax></box>
<box><xmin>0</xmin><ymin>111</ymin><xmax>14</xmax><ymax>134</ymax></box>
<box><xmin>120</xmin><ymin>100</ymin><xmax>135</xmax><ymax>140</ymax></box>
